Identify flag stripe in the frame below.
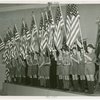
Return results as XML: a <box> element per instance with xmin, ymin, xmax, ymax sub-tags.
<box><xmin>67</xmin><ymin>16</ymin><xmax>79</xmax><ymax>46</ymax></box>
<box><xmin>69</xmin><ymin>26</ymin><xmax>80</xmax><ymax>47</ymax></box>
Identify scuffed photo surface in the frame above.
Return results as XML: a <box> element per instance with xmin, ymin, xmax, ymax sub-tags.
<box><xmin>0</xmin><ymin>2</ymin><xmax>100</xmax><ymax>96</ymax></box>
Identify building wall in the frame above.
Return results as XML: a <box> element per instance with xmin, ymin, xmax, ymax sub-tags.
<box><xmin>0</xmin><ymin>4</ymin><xmax>99</xmax><ymax>90</ymax></box>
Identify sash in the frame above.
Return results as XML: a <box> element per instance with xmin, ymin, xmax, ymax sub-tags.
<box><xmin>71</xmin><ymin>56</ymin><xmax>79</xmax><ymax>63</ymax></box>
<box><xmin>84</xmin><ymin>54</ymin><xmax>92</xmax><ymax>62</ymax></box>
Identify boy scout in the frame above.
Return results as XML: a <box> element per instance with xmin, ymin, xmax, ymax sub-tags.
<box><xmin>26</xmin><ymin>49</ymin><xmax>33</xmax><ymax>85</ymax></box>
<box><xmin>43</xmin><ymin>52</ymin><xmax>50</xmax><ymax>88</ymax></box>
<box><xmin>78</xmin><ymin>49</ymin><xmax>86</xmax><ymax>92</ymax></box>
<box><xmin>57</xmin><ymin>49</ymin><xmax>63</xmax><ymax>89</ymax></box>
<box><xmin>62</xmin><ymin>47</ymin><xmax>71</xmax><ymax>90</ymax></box>
<box><xmin>38</xmin><ymin>53</ymin><xmax>45</xmax><ymax>87</ymax></box>
<box><xmin>70</xmin><ymin>46</ymin><xmax>80</xmax><ymax>91</ymax></box>
<box><xmin>32</xmin><ymin>52</ymin><xmax>38</xmax><ymax>86</ymax></box>
<box><xmin>85</xmin><ymin>44</ymin><xmax>96</xmax><ymax>94</ymax></box>
<box><xmin>49</xmin><ymin>50</ymin><xmax>57</xmax><ymax>89</ymax></box>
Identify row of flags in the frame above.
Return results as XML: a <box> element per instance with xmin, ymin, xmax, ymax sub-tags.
<box><xmin>2</xmin><ymin>3</ymin><xmax>88</xmax><ymax>64</ymax></box>
<box><xmin>95</xmin><ymin>21</ymin><xmax>100</xmax><ymax>59</ymax></box>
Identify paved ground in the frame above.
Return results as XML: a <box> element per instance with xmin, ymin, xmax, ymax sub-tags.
<box><xmin>1</xmin><ymin>83</ymin><xmax>100</xmax><ymax>96</ymax></box>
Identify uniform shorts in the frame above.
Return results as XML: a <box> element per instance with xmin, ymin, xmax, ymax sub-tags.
<box><xmin>57</xmin><ymin>64</ymin><xmax>63</xmax><ymax>76</ymax></box>
<box><xmin>78</xmin><ymin>62</ymin><xmax>85</xmax><ymax>75</ymax></box>
<box><xmin>85</xmin><ymin>62</ymin><xmax>95</xmax><ymax>75</ymax></box>
<box><xmin>70</xmin><ymin>63</ymin><xmax>78</xmax><ymax>75</ymax></box>
<box><xmin>62</xmin><ymin>65</ymin><xmax>70</xmax><ymax>76</ymax></box>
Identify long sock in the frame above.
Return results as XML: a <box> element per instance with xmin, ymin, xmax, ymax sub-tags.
<box><xmin>19</xmin><ymin>77</ymin><xmax>22</xmax><ymax>84</ymax></box>
<box><xmin>46</xmin><ymin>79</ymin><xmax>48</xmax><ymax>88</ymax></box>
<box><xmin>38</xmin><ymin>79</ymin><xmax>40</xmax><ymax>87</ymax></box>
<box><xmin>88</xmin><ymin>81</ymin><xmax>94</xmax><ymax>94</ymax></box>
<box><xmin>63</xmin><ymin>80</ymin><xmax>66</xmax><ymax>89</ymax></box>
<box><xmin>69</xmin><ymin>79</ymin><xmax>74</xmax><ymax>91</ymax></box>
<box><xmin>40</xmin><ymin>78</ymin><xmax>43</xmax><ymax>87</ymax></box>
<box><xmin>34</xmin><ymin>78</ymin><xmax>36</xmax><ymax>86</ymax></box>
<box><xmin>29</xmin><ymin>77</ymin><xmax>32</xmax><ymax>85</ymax></box>
<box><xmin>63</xmin><ymin>80</ymin><xmax>69</xmax><ymax>90</ymax></box>
<box><xmin>56</xmin><ymin>75</ymin><xmax>59</xmax><ymax>88</ymax></box>
<box><xmin>44</xmin><ymin>79</ymin><xmax>46</xmax><ymax>87</ymax></box>
<box><xmin>80</xmin><ymin>80</ymin><xmax>86</xmax><ymax>92</ymax></box>
<box><xmin>59</xmin><ymin>79</ymin><xmax>63</xmax><ymax>89</ymax></box>
<box><xmin>65</xmin><ymin>80</ymin><xmax>70</xmax><ymax>90</ymax></box>
<box><xmin>73</xmin><ymin>80</ymin><xmax>80</xmax><ymax>91</ymax></box>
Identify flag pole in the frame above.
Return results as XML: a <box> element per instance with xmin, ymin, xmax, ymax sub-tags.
<box><xmin>58</xmin><ymin>3</ymin><xmax>73</xmax><ymax>59</ymax></box>
<box><xmin>58</xmin><ymin>3</ymin><xmax>68</xmax><ymax>46</ymax></box>
<box><xmin>47</xmin><ymin>2</ymin><xmax>56</xmax><ymax>51</ymax></box>
<box><xmin>31</xmin><ymin>12</ymin><xmax>39</xmax><ymax>52</ymax></box>
<box><xmin>78</xmin><ymin>17</ymin><xmax>85</xmax><ymax>54</ymax></box>
<box><xmin>78</xmin><ymin>15</ymin><xmax>93</xmax><ymax>81</ymax></box>
<box><xmin>31</xmin><ymin>12</ymin><xmax>40</xmax><ymax>79</ymax></box>
<box><xmin>94</xmin><ymin>19</ymin><xmax>100</xmax><ymax>92</ymax></box>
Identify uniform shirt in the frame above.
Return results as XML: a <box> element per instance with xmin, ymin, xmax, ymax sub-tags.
<box><xmin>57</xmin><ymin>52</ymin><xmax>63</xmax><ymax>65</ymax></box>
<box><xmin>26</xmin><ymin>55</ymin><xmax>33</xmax><ymax>67</ymax></box>
<box><xmin>71</xmin><ymin>53</ymin><xmax>79</xmax><ymax>67</ymax></box>
<box><xmin>11</xmin><ymin>58</ymin><xmax>16</xmax><ymax>68</ymax></box>
<box><xmin>85</xmin><ymin>52</ymin><xmax>96</xmax><ymax>63</ymax></box>
<box><xmin>44</xmin><ymin>56</ymin><xmax>50</xmax><ymax>65</ymax></box>
<box><xmin>80</xmin><ymin>53</ymin><xmax>85</xmax><ymax>63</ymax></box>
<box><xmin>63</xmin><ymin>53</ymin><xmax>71</xmax><ymax>65</ymax></box>
<box><xmin>85</xmin><ymin>52</ymin><xmax>96</xmax><ymax>75</ymax></box>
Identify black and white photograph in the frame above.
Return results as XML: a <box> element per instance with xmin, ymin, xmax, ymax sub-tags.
<box><xmin>0</xmin><ymin>0</ymin><xmax>100</xmax><ymax>97</ymax></box>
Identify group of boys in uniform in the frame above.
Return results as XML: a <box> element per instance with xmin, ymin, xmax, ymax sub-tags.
<box><xmin>2</xmin><ymin>36</ymin><xmax>97</xmax><ymax>94</ymax></box>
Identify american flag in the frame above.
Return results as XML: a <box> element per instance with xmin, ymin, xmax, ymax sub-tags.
<box><xmin>66</xmin><ymin>4</ymin><xmax>82</xmax><ymax>48</ymax></box>
<box><xmin>0</xmin><ymin>37</ymin><xmax>5</xmax><ymax>51</ymax></box>
<box><xmin>22</xmin><ymin>19</ymin><xmax>30</xmax><ymax>41</ymax></box>
<box><xmin>2</xmin><ymin>51</ymin><xmax>10</xmax><ymax>82</ymax></box>
<box><xmin>95</xmin><ymin>21</ymin><xmax>100</xmax><ymax>58</ymax></box>
<box><xmin>8</xmin><ymin>28</ymin><xmax>14</xmax><ymax>43</ymax></box>
<box><xmin>40</xmin><ymin>12</ymin><xmax>49</xmax><ymax>53</ymax></box>
<box><xmin>30</xmin><ymin>14</ymin><xmax>39</xmax><ymax>52</ymax></box>
<box><xmin>20</xmin><ymin>19</ymin><xmax>28</xmax><ymax>59</ymax></box>
<box><xmin>13</xmin><ymin>24</ymin><xmax>20</xmax><ymax>41</ymax></box>
<box><xmin>6</xmin><ymin>31</ymin><xmax>12</xmax><ymax>60</ymax></box>
<box><xmin>38</xmin><ymin>13</ymin><xmax>44</xmax><ymax>44</ymax></box>
<box><xmin>13</xmin><ymin>25</ymin><xmax>21</xmax><ymax>58</ymax></box>
<box><xmin>25</xmin><ymin>25</ymin><xmax>31</xmax><ymax>41</ymax></box>
<box><xmin>65</xmin><ymin>4</ymin><xmax>71</xmax><ymax>40</ymax></box>
<box><xmin>83</xmin><ymin>38</ymin><xmax>88</xmax><ymax>53</ymax></box>
<box><xmin>2</xmin><ymin>38</ymin><xmax>7</xmax><ymax>64</ymax></box>
<box><xmin>7</xmin><ymin>28</ymin><xmax>15</xmax><ymax>59</ymax></box>
<box><xmin>3</xmin><ymin>37</ymin><xmax>10</xmax><ymax>82</ymax></box>
<box><xmin>4</xmin><ymin>33</ymin><xmax>10</xmax><ymax>63</ymax></box>
<box><xmin>54</xmin><ymin>4</ymin><xmax>64</xmax><ymax>50</ymax></box>
<box><xmin>47</xmin><ymin>5</ymin><xmax>55</xmax><ymax>51</ymax></box>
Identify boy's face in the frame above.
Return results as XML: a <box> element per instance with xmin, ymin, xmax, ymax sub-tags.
<box><xmin>88</xmin><ymin>47</ymin><xmax>93</xmax><ymax>53</ymax></box>
<box><xmin>66</xmin><ymin>50</ymin><xmax>69</xmax><ymax>54</ymax></box>
<box><xmin>62</xmin><ymin>49</ymin><xmax>65</xmax><ymax>54</ymax></box>
<box><xmin>73</xmin><ymin>49</ymin><xmax>77</xmax><ymax>54</ymax></box>
<box><xmin>81</xmin><ymin>49</ymin><xmax>84</xmax><ymax>54</ymax></box>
